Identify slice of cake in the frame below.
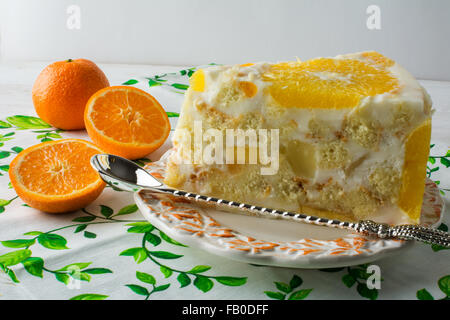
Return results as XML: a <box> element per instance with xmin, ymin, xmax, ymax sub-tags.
<box><xmin>164</xmin><ymin>51</ymin><xmax>432</xmax><ymax>224</ymax></box>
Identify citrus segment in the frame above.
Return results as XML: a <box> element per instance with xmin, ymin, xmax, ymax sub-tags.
<box><xmin>85</xmin><ymin>86</ymin><xmax>171</xmax><ymax>159</ymax></box>
<box><xmin>398</xmin><ymin>119</ymin><xmax>432</xmax><ymax>222</ymax></box>
<box><xmin>9</xmin><ymin>139</ymin><xmax>105</xmax><ymax>213</ymax></box>
<box><xmin>239</xmin><ymin>81</ymin><xmax>258</xmax><ymax>98</ymax></box>
<box><xmin>190</xmin><ymin>69</ymin><xmax>205</xmax><ymax>92</ymax></box>
<box><xmin>263</xmin><ymin>54</ymin><xmax>399</xmax><ymax>109</ymax></box>
<box><xmin>361</xmin><ymin>51</ymin><xmax>395</xmax><ymax>68</ymax></box>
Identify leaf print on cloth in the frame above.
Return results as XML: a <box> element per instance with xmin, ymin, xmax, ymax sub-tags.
<box><xmin>0</xmin><ymin>196</ymin><xmax>18</xmax><ymax>214</ymax></box>
<box><xmin>49</xmin><ymin>262</ymin><xmax>112</xmax><ymax>287</ymax></box>
<box><xmin>119</xmin><ymin>221</ymin><xmax>247</xmax><ymax>294</ymax></box>
<box><xmin>3</xmin><ymin>115</ymin><xmax>51</xmax><ymax>130</ymax></box>
<box><xmin>0</xmin><ymin>226</ymin><xmax>113</xmax><ymax>286</ymax></box>
<box><xmin>0</xmin><ymin>115</ymin><xmax>63</xmax><ymax>142</ymax></box>
<box><xmin>264</xmin><ymin>275</ymin><xmax>312</xmax><ymax>300</ymax></box>
<box><xmin>319</xmin><ymin>264</ymin><xmax>380</xmax><ymax>300</ymax></box>
<box><xmin>0</xmin><ymin>203</ymin><xmax>141</xmax><ymax>288</ymax></box>
<box><xmin>26</xmin><ymin>200</ymin><xmax>247</xmax><ymax>297</ymax></box>
<box><xmin>0</xmin><ymin>243</ymin><xmax>110</xmax><ymax>287</ymax></box>
<box><xmin>122</xmin><ymin>79</ymin><xmax>139</xmax><ymax>85</ymax></box>
<box><xmin>32</xmin><ymin>129</ymin><xmax>64</xmax><ymax>142</ymax></box>
<box><xmin>126</xmin><ymin>271</ymin><xmax>170</xmax><ymax>300</ymax></box>
<box><xmin>121</xmin><ymin>63</ymin><xmax>220</xmax><ymax>94</ymax></box>
<box><xmin>0</xmin><ymin>146</ymin><xmax>22</xmax><ymax>162</ymax></box>
<box><xmin>0</xmin><ymin>131</ymin><xmax>15</xmax><ymax>142</ymax></box>
<box><xmin>145</xmin><ymin>66</ymin><xmax>197</xmax><ymax>93</ymax></box>
<box><xmin>166</xmin><ymin>112</ymin><xmax>180</xmax><ymax>118</ymax></box>
<box><xmin>69</xmin><ymin>293</ymin><xmax>109</xmax><ymax>300</ymax></box>
<box><xmin>427</xmin><ymin>145</ymin><xmax>450</xmax><ymax>195</ymax></box>
<box><xmin>417</xmin><ymin>275</ymin><xmax>450</xmax><ymax>300</ymax></box>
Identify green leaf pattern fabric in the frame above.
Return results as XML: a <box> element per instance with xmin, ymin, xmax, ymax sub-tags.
<box><xmin>0</xmin><ymin>65</ymin><xmax>448</xmax><ymax>300</ymax></box>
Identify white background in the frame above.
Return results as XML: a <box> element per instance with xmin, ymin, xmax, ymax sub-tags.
<box><xmin>0</xmin><ymin>0</ymin><xmax>449</xmax><ymax>80</ymax></box>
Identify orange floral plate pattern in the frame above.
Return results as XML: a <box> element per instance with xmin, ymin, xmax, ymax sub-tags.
<box><xmin>134</xmin><ymin>151</ymin><xmax>444</xmax><ymax>269</ymax></box>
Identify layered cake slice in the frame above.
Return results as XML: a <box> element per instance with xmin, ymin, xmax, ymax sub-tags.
<box><xmin>164</xmin><ymin>51</ymin><xmax>432</xmax><ymax>224</ymax></box>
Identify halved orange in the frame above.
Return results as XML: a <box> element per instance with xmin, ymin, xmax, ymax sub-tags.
<box><xmin>84</xmin><ymin>86</ymin><xmax>171</xmax><ymax>159</ymax></box>
<box><xmin>9</xmin><ymin>139</ymin><xmax>105</xmax><ymax>213</ymax></box>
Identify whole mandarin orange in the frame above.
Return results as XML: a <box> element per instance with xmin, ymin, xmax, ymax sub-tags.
<box><xmin>32</xmin><ymin>59</ymin><xmax>110</xmax><ymax>130</ymax></box>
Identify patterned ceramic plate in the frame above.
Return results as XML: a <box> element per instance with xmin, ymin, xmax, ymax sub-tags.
<box><xmin>134</xmin><ymin>151</ymin><xmax>445</xmax><ymax>269</ymax></box>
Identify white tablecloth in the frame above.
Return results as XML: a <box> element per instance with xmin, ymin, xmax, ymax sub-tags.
<box><xmin>0</xmin><ymin>61</ymin><xmax>449</xmax><ymax>300</ymax></box>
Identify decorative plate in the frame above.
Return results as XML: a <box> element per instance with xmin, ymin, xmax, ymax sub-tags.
<box><xmin>134</xmin><ymin>150</ymin><xmax>445</xmax><ymax>269</ymax></box>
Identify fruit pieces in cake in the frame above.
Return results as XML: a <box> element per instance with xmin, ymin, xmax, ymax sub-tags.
<box><xmin>164</xmin><ymin>51</ymin><xmax>432</xmax><ymax>224</ymax></box>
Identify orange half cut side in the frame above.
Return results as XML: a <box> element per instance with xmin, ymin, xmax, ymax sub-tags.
<box><xmin>9</xmin><ymin>139</ymin><xmax>105</xmax><ymax>213</ymax></box>
<box><xmin>85</xmin><ymin>86</ymin><xmax>171</xmax><ymax>159</ymax></box>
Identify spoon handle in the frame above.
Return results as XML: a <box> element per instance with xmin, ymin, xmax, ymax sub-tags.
<box><xmin>146</xmin><ymin>187</ymin><xmax>450</xmax><ymax>247</ymax></box>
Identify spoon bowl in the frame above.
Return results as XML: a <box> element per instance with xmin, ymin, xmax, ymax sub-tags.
<box><xmin>90</xmin><ymin>154</ymin><xmax>163</xmax><ymax>191</ymax></box>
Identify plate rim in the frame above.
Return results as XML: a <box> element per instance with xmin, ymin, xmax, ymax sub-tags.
<box><xmin>135</xmin><ymin>192</ymin><xmax>420</xmax><ymax>268</ymax></box>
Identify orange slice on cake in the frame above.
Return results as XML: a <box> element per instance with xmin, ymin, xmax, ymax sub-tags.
<box><xmin>263</xmin><ymin>54</ymin><xmax>399</xmax><ymax>109</ymax></box>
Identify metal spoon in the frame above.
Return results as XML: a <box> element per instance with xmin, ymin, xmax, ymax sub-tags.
<box><xmin>90</xmin><ymin>153</ymin><xmax>450</xmax><ymax>247</ymax></box>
